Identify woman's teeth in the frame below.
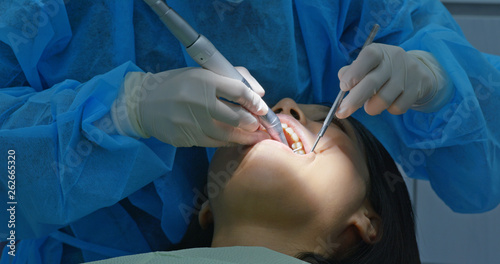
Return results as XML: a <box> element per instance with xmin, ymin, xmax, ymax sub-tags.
<box><xmin>282</xmin><ymin>123</ymin><xmax>305</xmax><ymax>155</ymax></box>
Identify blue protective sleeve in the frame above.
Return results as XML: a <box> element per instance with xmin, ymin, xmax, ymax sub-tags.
<box><xmin>345</xmin><ymin>0</ymin><xmax>500</xmax><ymax>213</ymax></box>
<box><xmin>0</xmin><ymin>1</ymin><xmax>173</xmax><ymax>240</ymax></box>
<box><xmin>0</xmin><ymin>1</ymin><xmax>186</xmax><ymax>262</ymax></box>
<box><xmin>0</xmin><ymin>61</ymin><xmax>171</xmax><ymax>239</ymax></box>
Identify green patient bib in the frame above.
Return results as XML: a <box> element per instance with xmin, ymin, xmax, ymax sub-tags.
<box><xmin>86</xmin><ymin>246</ymin><xmax>309</xmax><ymax>264</ymax></box>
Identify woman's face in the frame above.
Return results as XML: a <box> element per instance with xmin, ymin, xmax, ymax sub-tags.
<box><xmin>207</xmin><ymin>98</ymin><xmax>371</xmax><ymax>253</ymax></box>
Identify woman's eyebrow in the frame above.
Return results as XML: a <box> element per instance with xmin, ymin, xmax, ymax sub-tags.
<box><xmin>310</xmin><ymin>107</ymin><xmax>365</xmax><ymax>156</ymax></box>
<box><xmin>314</xmin><ymin>116</ymin><xmax>347</xmax><ymax>134</ymax></box>
<box><xmin>321</xmin><ymin>117</ymin><xmax>359</xmax><ymax>146</ymax></box>
<box><xmin>309</xmin><ymin>105</ymin><xmax>352</xmax><ymax>137</ymax></box>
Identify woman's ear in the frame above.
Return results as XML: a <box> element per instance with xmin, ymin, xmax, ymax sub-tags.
<box><xmin>198</xmin><ymin>200</ymin><xmax>213</xmax><ymax>230</ymax></box>
<box><xmin>352</xmin><ymin>200</ymin><xmax>382</xmax><ymax>244</ymax></box>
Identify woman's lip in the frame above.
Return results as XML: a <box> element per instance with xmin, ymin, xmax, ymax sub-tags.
<box><xmin>260</xmin><ymin>138</ymin><xmax>296</xmax><ymax>154</ymax></box>
<box><xmin>257</xmin><ymin>139</ymin><xmax>315</xmax><ymax>159</ymax></box>
<box><xmin>276</xmin><ymin>114</ymin><xmax>314</xmax><ymax>154</ymax></box>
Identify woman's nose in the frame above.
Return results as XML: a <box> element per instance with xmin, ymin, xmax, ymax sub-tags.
<box><xmin>271</xmin><ymin>98</ymin><xmax>307</xmax><ymax>125</ymax></box>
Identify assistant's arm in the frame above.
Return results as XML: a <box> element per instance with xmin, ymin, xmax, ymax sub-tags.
<box><xmin>344</xmin><ymin>0</ymin><xmax>500</xmax><ymax>213</ymax></box>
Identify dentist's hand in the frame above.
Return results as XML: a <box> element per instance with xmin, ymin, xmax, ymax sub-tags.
<box><xmin>111</xmin><ymin>67</ymin><xmax>271</xmax><ymax>147</ymax></box>
<box><xmin>337</xmin><ymin>43</ymin><xmax>452</xmax><ymax>118</ymax></box>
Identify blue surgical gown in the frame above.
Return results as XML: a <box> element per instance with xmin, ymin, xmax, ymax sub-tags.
<box><xmin>0</xmin><ymin>0</ymin><xmax>499</xmax><ymax>263</ymax></box>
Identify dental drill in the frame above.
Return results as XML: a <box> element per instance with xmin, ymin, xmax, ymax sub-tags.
<box><xmin>143</xmin><ymin>0</ymin><xmax>288</xmax><ymax>145</ymax></box>
<box><xmin>310</xmin><ymin>24</ymin><xmax>380</xmax><ymax>153</ymax></box>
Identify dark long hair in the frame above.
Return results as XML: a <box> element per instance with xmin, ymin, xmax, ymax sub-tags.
<box><xmin>174</xmin><ymin>117</ymin><xmax>420</xmax><ymax>263</ymax></box>
<box><xmin>297</xmin><ymin>117</ymin><xmax>420</xmax><ymax>264</ymax></box>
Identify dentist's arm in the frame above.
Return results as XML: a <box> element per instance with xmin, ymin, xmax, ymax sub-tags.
<box><xmin>336</xmin><ymin>43</ymin><xmax>453</xmax><ymax>118</ymax></box>
<box><xmin>111</xmin><ymin>67</ymin><xmax>271</xmax><ymax>147</ymax></box>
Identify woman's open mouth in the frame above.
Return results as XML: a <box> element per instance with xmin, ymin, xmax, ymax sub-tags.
<box><xmin>276</xmin><ymin>114</ymin><xmax>312</xmax><ymax>155</ymax></box>
<box><xmin>282</xmin><ymin>123</ymin><xmax>305</xmax><ymax>154</ymax></box>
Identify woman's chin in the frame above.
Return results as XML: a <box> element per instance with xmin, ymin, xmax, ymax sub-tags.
<box><xmin>210</xmin><ymin>139</ymin><xmax>316</xmax><ymax>201</ymax></box>
<box><xmin>232</xmin><ymin>141</ymin><xmax>304</xmax><ymax>190</ymax></box>
<box><xmin>211</xmin><ymin>140</ymin><xmax>322</xmax><ymax>224</ymax></box>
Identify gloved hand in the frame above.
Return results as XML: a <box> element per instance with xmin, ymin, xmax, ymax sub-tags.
<box><xmin>111</xmin><ymin>67</ymin><xmax>271</xmax><ymax>147</ymax></box>
<box><xmin>336</xmin><ymin>43</ymin><xmax>453</xmax><ymax>118</ymax></box>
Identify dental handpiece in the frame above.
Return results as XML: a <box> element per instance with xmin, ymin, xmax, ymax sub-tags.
<box><xmin>310</xmin><ymin>24</ymin><xmax>380</xmax><ymax>153</ymax></box>
<box><xmin>143</xmin><ymin>0</ymin><xmax>288</xmax><ymax>145</ymax></box>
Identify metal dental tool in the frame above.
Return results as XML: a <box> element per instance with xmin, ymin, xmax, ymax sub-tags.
<box><xmin>310</xmin><ymin>24</ymin><xmax>380</xmax><ymax>153</ymax></box>
<box><xmin>143</xmin><ymin>0</ymin><xmax>288</xmax><ymax>145</ymax></box>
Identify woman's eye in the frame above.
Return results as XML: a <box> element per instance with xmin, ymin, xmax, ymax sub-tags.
<box><xmin>315</xmin><ymin>117</ymin><xmax>347</xmax><ymax>132</ymax></box>
<box><xmin>332</xmin><ymin>118</ymin><xmax>347</xmax><ymax>132</ymax></box>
